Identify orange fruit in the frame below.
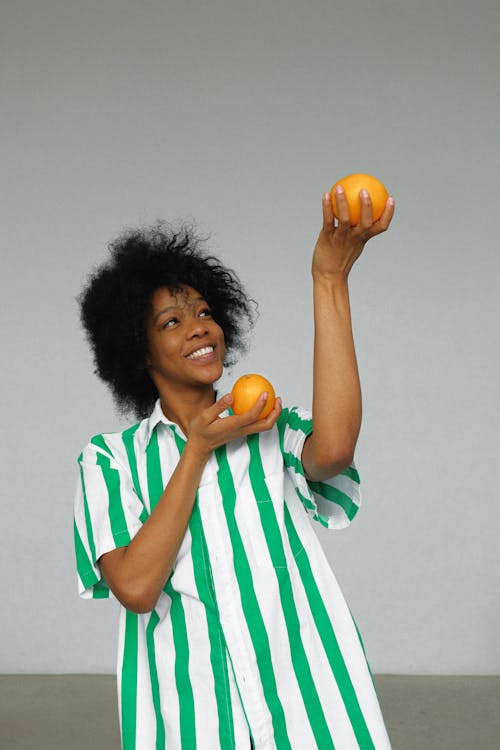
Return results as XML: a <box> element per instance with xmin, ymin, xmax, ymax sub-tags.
<box><xmin>330</xmin><ymin>173</ymin><xmax>389</xmax><ymax>226</ymax></box>
<box><xmin>231</xmin><ymin>373</ymin><xmax>276</xmax><ymax>419</ymax></box>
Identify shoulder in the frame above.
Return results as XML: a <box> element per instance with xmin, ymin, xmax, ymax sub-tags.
<box><xmin>78</xmin><ymin>417</ymin><xmax>148</xmax><ymax>468</ymax></box>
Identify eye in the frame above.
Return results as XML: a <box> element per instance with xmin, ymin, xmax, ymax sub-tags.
<box><xmin>161</xmin><ymin>317</ymin><xmax>178</xmax><ymax>329</ymax></box>
<box><xmin>199</xmin><ymin>307</ymin><xmax>212</xmax><ymax>318</ymax></box>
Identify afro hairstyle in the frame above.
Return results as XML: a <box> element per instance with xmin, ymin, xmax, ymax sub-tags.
<box><xmin>79</xmin><ymin>221</ymin><xmax>258</xmax><ymax>419</ymax></box>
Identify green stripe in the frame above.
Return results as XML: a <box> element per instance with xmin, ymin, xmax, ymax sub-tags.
<box><xmin>307</xmin><ymin>480</ymin><xmax>360</xmax><ymax>521</ymax></box>
<box><xmin>90</xmin><ymin>433</ymin><xmax>114</xmax><ymax>456</ymax></box>
<box><xmin>121</xmin><ymin>610</ymin><xmax>139</xmax><ymax>750</ymax></box>
<box><xmin>165</xmin><ymin>580</ymin><xmax>197</xmax><ymax>747</ymax></box>
<box><xmin>313</xmin><ymin>512</ymin><xmax>334</xmax><ymax>529</ymax></box>
<box><xmin>92</xmin><ymin>579</ymin><xmax>111</xmax><ymax>598</ymax></box>
<box><xmin>248</xmin><ymin>436</ymin><xmax>335</xmax><ymax>750</ymax></box>
<box><xmin>248</xmin><ymin>438</ymin><xmax>287</xmax><ymax>569</ymax></box>
<box><xmin>342</xmin><ymin>464</ymin><xmax>360</xmax><ymax>484</ymax></box>
<box><xmin>215</xmin><ymin>445</ymin><xmax>293</xmax><ymax>750</ymax></box>
<box><xmin>277</xmin><ymin>406</ymin><xmax>312</xmax><ymax>436</ymax></box>
<box><xmin>146</xmin><ymin>611</ymin><xmax>166</xmax><ymax>749</ymax></box>
<box><xmin>284</xmin><ymin>504</ymin><xmax>376</xmax><ymax>749</ymax></box>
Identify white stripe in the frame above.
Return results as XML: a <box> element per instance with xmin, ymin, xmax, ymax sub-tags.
<box><xmin>226</xmin><ymin>649</ymin><xmax>252</xmax><ymax>748</ymax></box>
<box><xmin>314</xmin><ymin>495</ymin><xmax>351</xmax><ymax>527</ymax></box>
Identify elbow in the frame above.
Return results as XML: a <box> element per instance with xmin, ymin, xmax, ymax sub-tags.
<box><xmin>128</xmin><ymin>601</ymin><xmax>155</xmax><ymax>615</ymax></box>
<box><xmin>98</xmin><ymin>547</ymin><xmax>166</xmax><ymax>614</ymax></box>
<box><xmin>313</xmin><ymin>450</ymin><xmax>354</xmax><ymax>479</ymax></box>
<box><xmin>119</xmin><ymin>589</ymin><xmax>158</xmax><ymax>615</ymax></box>
<box><xmin>322</xmin><ymin>444</ymin><xmax>355</xmax><ymax>471</ymax></box>
<box><xmin>113</xmin><ymin>580</ymin><xmax>163</xmax><ymax>614</ymax></box>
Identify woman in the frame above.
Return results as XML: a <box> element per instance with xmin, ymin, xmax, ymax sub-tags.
<box><xmin>74</xmin><ymin>188</ymin><xmax>395</xmax><ymax>749</ymax></box>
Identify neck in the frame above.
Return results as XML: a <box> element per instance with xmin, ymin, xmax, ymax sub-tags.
<box><xmin>157</xmin><ymin>383</ymin><xmax>217</xmax><ymax>436</ymax></box>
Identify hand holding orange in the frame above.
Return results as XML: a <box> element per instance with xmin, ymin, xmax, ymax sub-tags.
<box><xmin>330</xmin><ymin>173</ymin><xmax>389</xmax><ymax>226</ymax></box>
<box><xmin>231</xmin><ymin>373</ymin><xmax>276</xmax><ymax>420</ymax></box>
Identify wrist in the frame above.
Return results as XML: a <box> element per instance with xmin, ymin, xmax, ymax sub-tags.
<box><xmin>311</xmin><ymin>270</ymin><xmax>350</xmax><ymax>290</ymax></box>
<box><xmin>183</xmin><ymin>438</ymin><xmax>211</xmax><ymax>466</ymax></box>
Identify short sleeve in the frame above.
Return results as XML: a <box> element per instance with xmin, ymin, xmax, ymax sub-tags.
<box><xmin>73</xmin><ymin>435</ymin><xmax>148</xmax><ymax>599</ymax></box>
<box><xmin>276</xmin><ymin>405</ymin><xmax>362</xmax><ymax>530</ymax></box>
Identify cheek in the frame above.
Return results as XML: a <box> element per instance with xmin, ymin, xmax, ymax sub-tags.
<box><xmin>146</xmin><ymin>332</ymin><xmax>171</xmax><ymax>367</ymax></box>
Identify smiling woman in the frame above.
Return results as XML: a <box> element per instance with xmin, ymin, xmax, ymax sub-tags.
<box><xmin>74</xmin><ymin>202</ymin><xmax>394</xmax><ymax>749</ymax></box>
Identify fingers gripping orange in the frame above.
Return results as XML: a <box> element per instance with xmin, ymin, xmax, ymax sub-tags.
<box><xmin>330</xmin><ymin>173</ymin><xmax>389</xmax><ymax>226</ymax></box>
<box><xmin>231</xmin><ymin>374</ymin><xmax>276</xmax><ymax>420</ymax></box>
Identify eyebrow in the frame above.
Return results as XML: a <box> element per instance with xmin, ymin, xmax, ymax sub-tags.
<box><xmin>153</xmin><ymin>296</ymin><xmax>206</xmax><ymax>322</ymax></box>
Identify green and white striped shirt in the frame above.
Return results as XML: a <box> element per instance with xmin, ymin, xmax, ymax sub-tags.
<box><xmin>74</xmin><ymin>400</ymin><xmax>391</xmax><ymax>749</ymax></box>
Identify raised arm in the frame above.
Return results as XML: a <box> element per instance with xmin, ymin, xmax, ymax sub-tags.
<box><xmin>301</xmin><ymin>187</ymin><xmax>394</xmax><ymax>481</ymax></box>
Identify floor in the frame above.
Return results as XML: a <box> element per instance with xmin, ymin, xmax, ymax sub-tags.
<box><xmin>1</xmin><ymin>675</ymin><xmax>499</xmax><ymax>749</ymax></box>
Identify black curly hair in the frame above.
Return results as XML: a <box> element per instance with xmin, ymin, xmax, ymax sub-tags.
<box><xmin>79</xmin><ymin>221</ymin><xmax>258</xmax><ymax>419</ymax></box>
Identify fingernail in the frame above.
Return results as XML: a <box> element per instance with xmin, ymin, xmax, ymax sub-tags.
<box><xmin>261</xmin><ymin>391</ymin><xmax>268</xmax><ymax>400</ymax></box>
<box><xmin>335</xmin><ymin>186</ymin><xmax>343</xmax><ymax>194</ymax></box>
<box><xmin>360</xmin><ymin>189</ymin><xmax>369</xmax><ymax>198</ymax></box>
<box><xmin>388</xmin><ymin>196</ymin><xmax>395</xmax><ymax>206</ymax></box>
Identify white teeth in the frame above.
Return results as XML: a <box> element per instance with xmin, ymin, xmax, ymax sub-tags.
<box><xmin>187</xmin><ymin>346</ymin><xmax>214</xmax><ymax>359</ymax></box>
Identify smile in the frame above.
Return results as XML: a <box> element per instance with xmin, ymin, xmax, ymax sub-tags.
<box><xmin>186</xmin><ymin>345</ymin><xmax>215</xmax><ymax>360</ymax></box>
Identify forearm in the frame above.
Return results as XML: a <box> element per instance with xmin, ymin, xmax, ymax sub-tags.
<box><xmin>310</xmin><ymin>272</ymin><xmax>362</xmax><ymax>465</ymax></box>
<box><xmin>113</xmin><ymin>443</ymin><xmax>209</xmax><ymax>611</ymax></box>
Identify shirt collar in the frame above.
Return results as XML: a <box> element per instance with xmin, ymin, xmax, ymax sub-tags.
<box><xmin>145</xmin><ymin>394</ymin><xmax>231</xmax><ymax>446</ymax></box>
<box><xmin>145</xmin><ymin>398</ymin><xmax>173</xmax><ymax>446</ymax></box>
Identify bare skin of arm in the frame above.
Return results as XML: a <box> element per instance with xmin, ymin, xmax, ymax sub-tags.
<box><xmin>301</xmin><ymin>187</ymin><xmax>395</xmax><ymax>481</ymax></box>
<box><xmin>99</xmin><ymin>391</ymin><xmax>282</xmax><ymax>613</ymax></box>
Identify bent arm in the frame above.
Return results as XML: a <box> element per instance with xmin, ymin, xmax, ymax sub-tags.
<box><xmin>98</xmin><ymin>443</ymin><xmax>209</xmax><ymax>613</ymax></box>
<box><xmin>98</xmin><ymin>392</ymin><xmax>283</xmax><ymax>614</ymax></box>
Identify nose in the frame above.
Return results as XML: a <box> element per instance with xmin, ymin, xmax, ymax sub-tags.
<box><xmin>186</xmin><ymin>313</ymin><xmax>209</xmax><ymax>339</ymax></box>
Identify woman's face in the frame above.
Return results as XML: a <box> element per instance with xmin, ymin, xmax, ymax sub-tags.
<box><xmin>146</xmin><ymin>285</ymin><xmax>226</xmax><ymax>391</ymax></box>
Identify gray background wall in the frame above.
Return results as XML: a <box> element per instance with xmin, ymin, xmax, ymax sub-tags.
<box><xmin>1</xmin><ymin>0</ymin><xmax>498</xmax><ymax>675</ymax></box>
